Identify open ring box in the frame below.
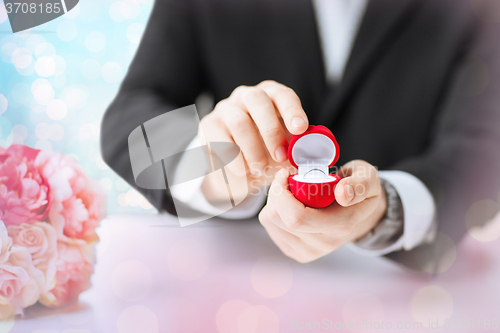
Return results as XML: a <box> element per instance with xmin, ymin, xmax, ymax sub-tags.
<box><xmin>287</xmin><ymin>125</ymin><xmax>341</xmax><ymax>208</ymax></box>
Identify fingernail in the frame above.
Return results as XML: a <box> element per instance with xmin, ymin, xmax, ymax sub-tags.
<box><xmin>274</xmin><ymin>145</ymin><xmax>288</xmax><ymax>162</ymax></box>
<box><xmin>344</xmin><ymin>185</ymin><xmax>354</xmax><ymax>202</ymax></box>
<box><xmin>291</xmin><ymin>117</ymin><xmax>306</xmax><ymax>129</ymax></box>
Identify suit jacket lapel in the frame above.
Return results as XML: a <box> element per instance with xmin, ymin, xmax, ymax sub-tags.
<box><xmin>318</xmin><ymin>0</ymin><xmax>421</xmax><ymax>125</ymax></box>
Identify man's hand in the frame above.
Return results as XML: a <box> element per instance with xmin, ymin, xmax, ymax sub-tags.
<box><xmin>259</xmin><ymin>160</ymin><xmax>387</xmax><ymax>263</ymax></box>
<box><xmin>199</xmin><ymin>80</ymin><xmax>309</xmax><ymax>204</ymax></box>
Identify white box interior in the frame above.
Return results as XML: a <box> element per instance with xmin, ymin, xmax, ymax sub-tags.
<box><xmin>291</xmin><ymin>133</ymin><xmax>338</xmax><ymax>184</ymax></box>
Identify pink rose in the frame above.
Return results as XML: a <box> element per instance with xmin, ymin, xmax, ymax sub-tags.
<box><xmin>0</xmin><ymin>245</ymin><xmax>45</xmax><ymax>315</ymax></box>
<box><xmin>36</xmin><ymin>152</ymin><xmax>106</xmax><ymax>243</ymax></box>
<box><xmin>40</xmin><ymin>242</ymin><xmax>95</xmax><ymax>308</ymax></box>
<box><xmin>7</xmin><ymin>223</ymin><xmax>58</xmax><ymax>297</ymax></box>
<box><xmin>0</xmin><ymin>145</ymin><xmax>52</xmax><ymax>226</ymax></box>
<box><xmin>0</xmin><ymin>221</ymin><xmax>12</xmax><ymax>265</ymax></box>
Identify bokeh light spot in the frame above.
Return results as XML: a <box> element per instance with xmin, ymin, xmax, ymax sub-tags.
<box><xmin>411</xmin><ymin>285</ymin><xmax>453</xmax><ymax>328</ymax></box>
<box><xmin>0</xmin><ymin>94</ymin><xmax>7</xmax><ymax>115</ymax></box>
<box><xmin>46</xmin><ymin>100</ymin><xmax>68</xmax><ymax>120</ymax></box>
<box><xmin>1</xmin><ymin>42</ymin><xmax>18</xmax><ymax>63</ymax></box>
<box><xmin>139</xmin><ymin>198</ymin><xmax>153</xmax><ymax>210</ymax></box>
<box><xmin>35</xmin><ymin>56</ymin><xmax>56</xmax><ymax>77</ymax></box>
<box><xmin>52</xmin><ymin>55</ymin><xmax>67</xmax><ymax>76</ymax></box>
<box><xmin>101</xmin><ymin>62</ymin><xmax>123</xmax><ymax>83</ymax></box>
<box><xmin>12</xmin><ymin>47</ymin><xmax>32</xmax><ymax>69</ymax></box>
<box><xmin>26</xmin><ymin>34</ymin><xmax>45</xmax><ymax>53</ymax></box>
<box><xmin>237</xmin><ymin>306</ymin><xmax>258</xmax><ymax>333</ymax></box>
<box><xmin>110</xmin><ymin>1</ymin><xmax>130</xmax><ymax>22</ymax></box>
<box><xmin>64</xmin><ymin>2</ymin><xmax>81</xmax><ymax>19</ymax></box>
<box><xmin>32</xmin><ymin>80</ymin><xmax>55</xmax><ymax>106</ymax></box>
<box><xmin>216</xmin><ymin>301</ymin><xmax>279</xmax><ymax>333</ymax></box>
<box><xmin>125</xmin><ymin>189</ymin><xmax>143</xmax><ymax>206</ymax></box>
<box><xmin>35</xmin><ymin>42</ymin><xmax>56</xmax><ymax>58</ymax></box>
<box><xmin>127</xmin><ymin>23</ymin><xmax>145</xmax><ymax>44</ymax></box>
<box><xmin>216</xmin><ymin>300</ymin><xmax>251</xmax><ymax>333</ymax></box>
<box><xmin>238</xmin><ymin>305</ymin><xmax>279</xmax><ymax>333</ymax></box>
<box><xmin>62</xmin><ymin>87</ymin><xmax>87</xmax><ymax>110</ymax></box>
<box><xmin>0</xmin><ymin>3</ymin><xmax>8</xmax><ymax>24</ymax></box>
<box><xmin>127</xmin><ymin>2</ymin><xmax>141</xmax><ymax>19</ymax></box>
<box><xmin>117</xmin><ymin>193</ymin><xmax>127</xmax><ymax>206</ymax></box>
<box><xmin>466</xmin><ymin>199</ymin><xmax>500</xmax><ymax>242</ymax></box>
<box><xmin>12</xmin><ymin>124</ymin><xmax>28</xmax><ymax>142</ymax></box>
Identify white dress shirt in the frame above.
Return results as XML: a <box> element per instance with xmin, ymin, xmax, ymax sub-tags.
<box><xmin>171</xmin><ymin>0</ymin><xmax>437</xmax><ymax>255</ymax></box>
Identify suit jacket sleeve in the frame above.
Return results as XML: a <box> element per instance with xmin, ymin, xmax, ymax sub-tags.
<box><xmin>100</xmin><ymin>0</ymin><xmax>204</xmax><ymax>214</ymax></box>
<box><xmin>385</xmin><ymin>10</ymin><xmax>500</xmax><ymax>272</ymax></box>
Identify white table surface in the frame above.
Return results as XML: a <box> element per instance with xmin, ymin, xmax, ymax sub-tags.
<box><xmin>6</xmin><ymin>213</ymin><xmax>500</xmax><ymax>333</ymax></box>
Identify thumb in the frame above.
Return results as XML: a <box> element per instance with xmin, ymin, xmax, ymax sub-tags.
<box><xmin>334</xmin><ymin>161</ymin><xmax>381</xmax><ymax>207</ymax></box>
<box><xmin>334</xmin><ymin>172</ymin><xmax>381</xmax><ymax>207</ymax></box>
<box><xmin>269</xmin><ymin>168</ymin><xmax>291</xmax><ymax>198</ymax></box>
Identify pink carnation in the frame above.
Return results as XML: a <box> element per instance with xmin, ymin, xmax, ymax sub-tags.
<box><xmin>0</xmin><ymin>145</ymin><xmax>52</xmax><ymax>226</ymax></box>
<box><xmin>40</xmin><ymin>242</ymin><xmax>95</xmax><ymax>308</ymax></box>
<box><xmin>36</xmin><ymin>152</ymin><xmax>106</xmax><ymax>244</ymax></box>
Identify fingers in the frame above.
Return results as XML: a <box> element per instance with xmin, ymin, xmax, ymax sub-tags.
<box><xmin>199</xmin><ymin>113</ymin><xmax>246</xmax><ymax>178</ymax></box>
<box><xmin>268</xmin><ymin>168</ymin><xmax>308</xmax><ymax>225</ymax></box>
<box><xmin>259</xmin><ymin>205</ymin><xmax>326</xmax><ymax>263</ymax></box>
<box><xmin>335</xmin><ymin>160</ymin><xmax>382</xmax><ymax>207</ymax></box>
<box><xmin>204</xmin><ymin>81</ymin><xmax>307</xmax><ymax>184</ymax></box>
<box><xmin>268</xmin><ymin>168</ymin><xmax>343</xmax><ymax>233</ymax></box>
<box><xmin>259</xmin><ymin>208</ymin><xmax>307</xmax><ymax>259</ymax></box>
<box><xmin>260</xmin><ymin>165</ymin><xmax>385</xmax><ymax>261</ymax></box>
<box><xmin>235</xmin><ymin>86</ymin><xmax>290</xmax><ymax>163</ymax></box>
<box><xmin>267</xmin><ymin>168</ymin><xmax>330</xmax><ymax>233</ymax></box>
<box><xmin>268</xmin><ymin>165</ymin><xmax>380</xmax><ymax>233</ymax></box>
<box><xmin>230</xmin><ymin>81</ymin><xmax>309</xmax><ymax>163</ymax></box>
<box><xmin>258</xmin><ymin>80</ymin><xmax>309</xmax><ymax>135</ymax></box>
<box><xmin>219</xmin><ymin>104</ymin><xmax>270</xmax><ymax>175</ymax></box>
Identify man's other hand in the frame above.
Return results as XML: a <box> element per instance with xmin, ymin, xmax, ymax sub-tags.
<box><xmin>259</xmin><ymin>160</ymin><xmax>387</xmax><ymax>263</ymax></box>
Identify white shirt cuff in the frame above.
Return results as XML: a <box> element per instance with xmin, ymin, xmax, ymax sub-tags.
<box><xmin>170</xmin><ymin>136</ymin><xmax>266</xmax><ymax>219</ymax></box>
<box><xmin>347</xmin><ymin>170</ymin><xmax>437</xmax><ymax>256</ymax></box>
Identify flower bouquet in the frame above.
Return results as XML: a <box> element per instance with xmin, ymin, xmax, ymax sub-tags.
<box><xmin>0</xmin><ymin>144</ymin><xmax>105</xmax><ymax>317</ymax></box>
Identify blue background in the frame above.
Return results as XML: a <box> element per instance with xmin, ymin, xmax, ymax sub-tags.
<box><xmin>0</xmin><ymin>0</ymin><xmax>156</xmax><ymax>214</ymax></box>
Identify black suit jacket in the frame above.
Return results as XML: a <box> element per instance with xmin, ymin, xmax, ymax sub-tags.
<box><xmin>101</xmin><ymin>0</ymin><xmax>500</xmax><ymax>271</ymax></box>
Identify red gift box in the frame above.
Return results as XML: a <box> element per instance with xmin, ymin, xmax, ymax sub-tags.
<box><xmin>287</xmin><ymin>125</ymin><xmax>341</xmax><ymax>208</ymax></box>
